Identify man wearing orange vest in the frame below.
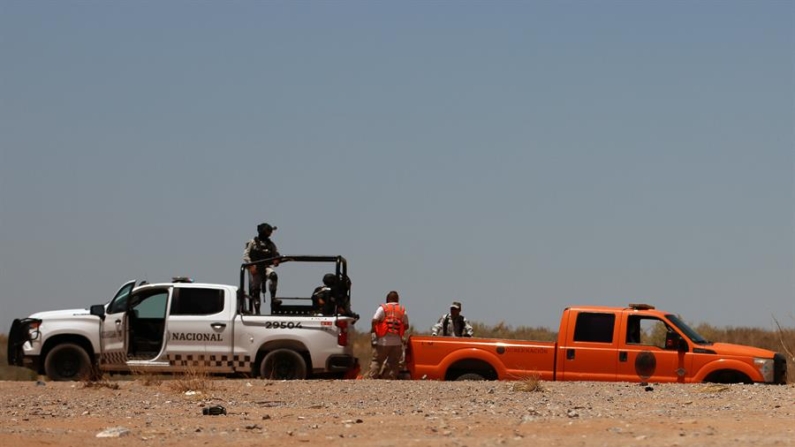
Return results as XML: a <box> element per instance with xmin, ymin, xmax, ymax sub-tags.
<box><xmin>367</xmin><ymin>290</ymin><xmax>409</xmax><ymax>379</ymax></box>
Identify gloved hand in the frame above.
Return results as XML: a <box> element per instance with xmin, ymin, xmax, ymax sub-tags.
<box><xmin>370</xmin><ymin>333</ymin><xmax>377</xmax><ymax>346</ymax></box>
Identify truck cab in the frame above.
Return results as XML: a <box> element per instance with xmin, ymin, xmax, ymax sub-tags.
<box><xmin>556</xmin><ymin>304</ymin><xmax>787</xmax><ymax>384</ymax></box>
<box><xmin>8</xmin><ymin>256</ymin><xmax>361</xmax><ymax>381</ymax></box>
<box><xmin>405</xmin><ymin>303</ymin><xmax>787</xmax><ymax>384</ymax></box>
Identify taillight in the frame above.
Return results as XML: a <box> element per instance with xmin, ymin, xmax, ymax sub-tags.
<box><xmin>335</xmin><ymin>319</ymin><xmax>349</xmax><ymax>346</ymax></box>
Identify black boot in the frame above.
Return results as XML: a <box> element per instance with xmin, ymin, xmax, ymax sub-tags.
<box><xmin>270</xmin><ymin>286</ymin><xmax>281</xmax><ymax>307</ymax></box>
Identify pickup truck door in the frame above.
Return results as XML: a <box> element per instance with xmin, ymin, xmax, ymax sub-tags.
<box><xmin>558</xmin><ymin>311</ymin><xmax>618</xmax><ymax>381</ymax></box>
<box><xmin>616</xmin><ymin>315</ymin><xmax>689</xmax><ymax>383</ymax></box>
<box><xmin>99</xmin><ymin>280</ymin><xmax>137</xmax><ymax>370</ymax></box>
<box><xmin>162</xmin><ymin>286</ymin><xmax>234</xmax><ymax>373</ymax></box>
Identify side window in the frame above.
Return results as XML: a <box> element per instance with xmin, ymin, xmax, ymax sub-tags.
<box><xmin>626</xmin><ymin>316</ymin><xmax>674</xmax><ymax>349</ymax></box>
<box><xmin>132</xmin><ymin>291</ymin><xmax>168</xmax><ymax>319</ymax></box>
<box><xmin>107</xmin><ymin>282</ymin><xmax>135</xmax><ymax>314</ymax></box>
<box><xmin>170</xmin><ymin>288</ymin><xmax>224</xmax><ymax>316</ymax></box>
<box><xmin>573</xmin><ymin>312</ymin><xmax>615</xmax><ymax>343</ymax></box>
<box><xmin>108</xmin><ymin>292</ymin><xmax>130</xmax><ymax>314</ymax></box>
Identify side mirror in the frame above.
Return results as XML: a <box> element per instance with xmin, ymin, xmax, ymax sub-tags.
<box><xmin>677</xmin><ymin>337</ymin><xmax>688</xmax><ymax>353</ymax></box>
<box><xmin>90</xmin><ymin>304</ymin><xmax>106</xmax><ymax>320</ymax></box>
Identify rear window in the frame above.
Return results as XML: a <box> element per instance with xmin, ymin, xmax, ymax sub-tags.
<box><xmin>170</xmin><ymin>288</ymin><xmax>224</xmax><ymax>316</ymax></box>
<box><xmin>573</xmin><ymin>312</ymin><xmax>615</xmax><ymax>343</ymax></box>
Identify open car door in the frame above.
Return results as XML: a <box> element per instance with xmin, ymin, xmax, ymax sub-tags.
<box><xmin>98</xmin><ymin>280</ymin><xmax>136</xmax><ymax>370</ymax></box>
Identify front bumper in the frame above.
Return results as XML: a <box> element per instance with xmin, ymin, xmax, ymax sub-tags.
<box><xmin>7</xmin><ymin>318</ymin><xmax>42</xmax><ymax>372</ymax></box>
<box><xmin>773</xmin><ymin>353</ymin><xmax>787</xmax><ymax>384</ymax></box>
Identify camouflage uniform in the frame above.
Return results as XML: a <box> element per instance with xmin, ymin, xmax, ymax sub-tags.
<box><xmin>243</xmin><ymin>231</ymin><xmax>280</xmax><ymax>314</ymax></box>
<box><xmin>431</xmin><ymin>302</ymin><xmax>474</xmax><ymax>337</ymax></box>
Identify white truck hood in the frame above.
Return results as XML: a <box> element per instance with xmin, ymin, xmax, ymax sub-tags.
<box><xmin>29</xmin><ymin>308</ymin><xmax>92</xmax><ymax>320</ymax></box>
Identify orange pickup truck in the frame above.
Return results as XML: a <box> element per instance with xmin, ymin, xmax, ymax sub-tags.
<box><xmin>405</xmin><ymin>304</ymin><xmax>787</xmax><ymax>384</ymax></box>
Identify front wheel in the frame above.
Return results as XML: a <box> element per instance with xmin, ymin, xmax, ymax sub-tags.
<box><xmin>260</xmin><ymin>349</ymin><xmax>307</xmax><ymax>380</ymax></box>
<box><xmin>44</xmin><ymin>343</ymin><xmax>92</xmax><ymax>381</ymax></box>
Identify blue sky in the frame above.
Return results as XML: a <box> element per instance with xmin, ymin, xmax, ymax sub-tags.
<box><xmin>1</xmin><ymin>1</ymin><xmax>793</xmax><ymax>335</ymax></box>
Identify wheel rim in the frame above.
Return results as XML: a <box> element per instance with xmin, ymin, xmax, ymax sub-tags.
<box><xmin>55</xmin><ymin>350</ymin><xmax>81</xmax><ymax>378</ymax></box>
<box><xmin>271</xmin><ymin>353</ymin><xmax>296</xmax><ymax>379</ymax></box>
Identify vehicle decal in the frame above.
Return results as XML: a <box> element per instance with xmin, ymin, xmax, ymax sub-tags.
<box><xmin>635</xmin><ymin>351</ymin><xmax>657</xmax><ymax>380</ymax></box>
<box><xmin>263</xmin><ymin>321</ymin><xmax>303</xmax><ymax>329</ymax></box>
<box><xmin>100</xmin><ymin>351</ymin><xmax>128</xmax><ymax>365</ymax></box>
<box><xmin>170</xmin><ymin>332</ymin><xmax>224</xmax><ymax>342</ymax></box>
<box><xmin>167</xmin><ymin>353</ymin><xmax>251</xmax><ymax>369</ymax></box>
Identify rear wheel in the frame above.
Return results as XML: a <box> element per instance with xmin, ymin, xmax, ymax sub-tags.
<box><xmin>44</xmin><ymin>343</ymin><xmax>92</xmax><ymax>381</ymax></box>
<box><xmin>260</xmin><ymin>349</ymin><xmax>307</xmax><ymax>380</ymax></box>
<box><xmin>455</xmin><ymin>373</ymin><xmax>486</xmax><ymax>381</ymax></box>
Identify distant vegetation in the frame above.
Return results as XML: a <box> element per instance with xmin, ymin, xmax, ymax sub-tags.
<box><xmin>3</xmin><ymin>321</ymin><xmax>793</xmax><ymax>381</ymax></box>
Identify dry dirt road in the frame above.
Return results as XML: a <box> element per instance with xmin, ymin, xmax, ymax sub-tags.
<box><xmin>1</xmin><ymin>379</ymin><xmax>793</xmax><ymax>446</ymax></box>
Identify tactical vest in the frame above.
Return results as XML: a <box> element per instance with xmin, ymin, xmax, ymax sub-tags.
<box><xmin>249</xmin><ymin>238</ymin><xmax>277</xmax><ymax>262</ymax></box>
<box><xmin>443</xmin><ymin>314</ymin><xmax>465</xmax><ymax>337</ymax></box>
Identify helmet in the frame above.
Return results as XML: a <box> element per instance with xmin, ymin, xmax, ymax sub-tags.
<box><xmin>322</xmin><ymin>273</ymin><xmax>337</xmax><ymax>286</ymax></box>
<box><xmin>257</xmin><ymin>223</ymin><xmax>276</xmax><ymax>238</ymax></box>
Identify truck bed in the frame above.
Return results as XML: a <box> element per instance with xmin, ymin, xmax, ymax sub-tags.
<box><xmin>406</xmin><ymin>335</ymin><xmax>557</xmax><ymax>381</ymax></box>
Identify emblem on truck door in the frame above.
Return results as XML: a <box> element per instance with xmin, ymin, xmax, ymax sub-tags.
<box><xmin>635</xmin><ymin>351</ymin><xmax>657</xmax><ymax>380</ymax></box>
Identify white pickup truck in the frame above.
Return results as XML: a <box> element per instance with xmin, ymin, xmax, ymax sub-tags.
<box><xmin>7</xmin><ymin>255</ymin><xmax>360</xmax><ymax>381</ymax></box>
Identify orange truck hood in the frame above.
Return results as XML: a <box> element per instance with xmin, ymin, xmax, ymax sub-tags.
<box><xmin>707</xmin><ymin>342</ymin><xmax>777</xmax><ymax>358</ymax></box>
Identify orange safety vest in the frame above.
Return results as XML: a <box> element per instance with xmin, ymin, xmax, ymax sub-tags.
<box><xmin>375</xmin><ymin>303</ymin><xmax>406</xmax><ymax>337</ymax></box>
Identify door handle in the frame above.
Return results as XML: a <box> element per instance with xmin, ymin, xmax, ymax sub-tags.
<box><xmin>619</xmin><ymin>351</ymin><xmax>628</xmax><ymax>362</ymax></box>
<box><xmin>566</xmin><ymin>348</ymin><xmax>575</xmax><ymax>360</ymax></box>
<box><xmin>211</xmin><ymin>323</ymin><xmax>226</xmax><ymax>330</ymax></box>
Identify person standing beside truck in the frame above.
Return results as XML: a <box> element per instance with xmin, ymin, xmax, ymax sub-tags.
<box><xmin>431</xmin><ymin>301</ymin><xmax>474</xmax><ymax>337</ymax></box>
<box><xmin>368</xmin><ymin>290</ymin><xmax>409</xmax><ymax>379</ymax></box>
<box><xmin>243</xmin><ymin>222</ymin><xmax>281</xmax><ymax>314</ymax></box>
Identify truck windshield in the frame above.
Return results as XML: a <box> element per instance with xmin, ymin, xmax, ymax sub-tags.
<box><xmin>666</xmin><ymin>314</ymin><xmax>711</xmax><ymax>344</ymax></box>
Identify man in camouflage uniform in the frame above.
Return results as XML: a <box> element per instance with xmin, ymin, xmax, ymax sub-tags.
<box><xmin>243</xmin><ymin>223</ymin><xmax>280</xmax><ymax>314</ymax></box>
<box><xmin>431</xmin><ymin>301</ymin><xmax>474</xmax><ymax>337</ymax></box>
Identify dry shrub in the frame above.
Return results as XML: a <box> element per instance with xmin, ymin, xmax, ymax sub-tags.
<box><xmin>512</xmin><ymin>373</ymin><xmax>543</xmax><ymax>392</ymax></box>
<box><xmin>168</xmin><ymin>365</ymin><xmax>215</xmax><ymax>394</ymax></box>
<box><xmin>130</xmin><ymin>366</ymin><xmax>164</xmax><ymax>386</ymax></box>
<box><xmin>81</xmin><ymin>367</ymin><xmax>120</xmax><ymax>390</ymax></box>
<box><xmin>352</xmin><ymin>329</ymin><xmax>373</xmax><ymax>376</ymax></box>
<box><xmin>772</xmin><ymin>316</ymin><xmax>795</xmax><ymax>362</ymax></box>
<box><xmin>472</xmin><ymin>322</ymin><xmax>558</xmax><ymax>341</ymax></box>
<box><xmin>699</xmin><ymin>384</ymin><xmax>730</xmax><ymax>393</ymax></box>
<box><xmin>694</xmin><ymin>322</ymin><xmax>795</xmax><ymax>354</ymax></box>
<box><xmin>0</xmin><ymin>334</ymin><xmax>39</xmax><ymax>381</ymax></box>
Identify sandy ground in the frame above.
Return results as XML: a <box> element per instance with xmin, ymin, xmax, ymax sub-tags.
<box><xmin>1</xmin><ymin>379</ymin><xmax>793</xmax><ymax>446</ymax></box>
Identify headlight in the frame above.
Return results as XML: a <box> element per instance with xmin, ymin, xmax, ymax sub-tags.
<box><xmin>28</xmin><ymin>320</ymin><xmax>41</xmax><ymax>341</ymax></box>
<box><xmin>754</xmin><ymin>357</ymin><xmax>774</xmax><ymax>383</ymax></box>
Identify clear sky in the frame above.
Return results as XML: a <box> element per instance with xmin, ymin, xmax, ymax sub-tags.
<box><xmin>1</xmin><ymin>1</ymin><xmax>793</xmax><ymax>336</ymax></box>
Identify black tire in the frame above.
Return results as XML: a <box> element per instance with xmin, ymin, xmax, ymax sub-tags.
<box><xmin>44</xmin><ymin>343</ymin><xmax>92</xmax><ymax>381</ymax></box>
<box><xmin>260</xmin><ymin>349</ymin><xmax>307</xmax><ymax>380</ymax></box>
<box><xmin>455</xmin><ymin>373</ymin><xmax>486</xmax><ymax>381</ymax></box>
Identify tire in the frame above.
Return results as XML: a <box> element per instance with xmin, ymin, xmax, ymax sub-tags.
<box><xmin>44</xmin><ymin>343</ymin><xmax>92</xmax><ymax>381</ymax></box>
<box><xmin>260</xmin><ymin>349</ymin><xmax>307</xmax><ymax>380</ymax></box>
<box><xmin>455</xmin><ymin>373</ymin><xmax>486</xmax><ymax>381</ymax></box>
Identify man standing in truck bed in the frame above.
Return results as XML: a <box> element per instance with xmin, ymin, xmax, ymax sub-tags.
<box><xmin>243</xmin><ymin>222</ymin><xmax>280</xmax><ymax>314</ymax></box>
